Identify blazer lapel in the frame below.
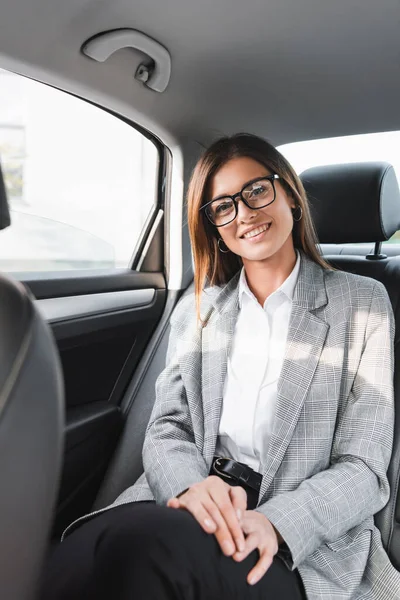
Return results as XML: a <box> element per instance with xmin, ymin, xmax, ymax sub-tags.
<box><xmin>259</xmin><ymin>254</ymin><xmax>329</xmax><ymax>501</ymax></box>
<box><xmin>201</xmin><ymin>272</ymin><xmax>240</xmax><ymax>467</ymax></box>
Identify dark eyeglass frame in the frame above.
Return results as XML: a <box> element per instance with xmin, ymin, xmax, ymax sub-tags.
<box><xmin>199</xmin><ymin>174</ymin><xmax>280</xmax><ymax>227</ymax></box>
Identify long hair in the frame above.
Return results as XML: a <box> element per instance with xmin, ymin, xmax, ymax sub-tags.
<box><xmin>186</xmin><ymin>133</ymin><xmax>331</xmax><ymax>321</ymax></box>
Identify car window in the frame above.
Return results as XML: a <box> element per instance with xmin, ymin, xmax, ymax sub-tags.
<box><xmin>0</xmin><ymin>68</ymin><xmax>159</xmax><ymax>272</ymax></box>
<box><xmin>278</xmin><ymin>131</ymin><xmax>400</xmax><ymax>244</ymax></box>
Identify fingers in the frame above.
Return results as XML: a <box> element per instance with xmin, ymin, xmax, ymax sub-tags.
<box><xmin>209</xmin><ymin>484</ymin><xmax>246</xmax><ymax>554</ymax></box>
<box><xmin>232</xmin><ymin>531</ymin><xmax>258</xmax><ymax>562</ymax></box>
<box><xmin>169</xmin><ymin>485</ymin><xmax>279</xmax><ymax>587</ymax></box>
<box><xmin>233</xmin><ymin>532</ymin><xmax>274</xmax><ymax>585</ymax></box>
<box><xmin>178</xmin><ymin>489</ymin><xmax>241</xmax><ymax>555</ymax></box>
<box><xmin>166</xmin><ymin>498</ymin><xmax>180</xmax><ymax>509</ymax></box>
<box><xmin>233</xmin><ymin>512</ymin><xmax>280</xmax><ymax>586</ymax></box>
<box><xmin>229</xmin><ymin>485</ymin><xmax>247</xmax><ymax>523</ymax></box>
<box><xmin>168</xmin><ymin>495</ymin><xmax>218</xmax><ymax>534</ymax></box>
<box><xmin>181</xmin><ymin>496</ymin><xmax>220</xmax><ymax>535</ymax></box>
<box><xmin>246</xmin><ymin>547</ymin><xmax>274</xmax><ymax>586</ymax></box>
<box><xmin>202</xmin><ymin>495</ymin><xmax>245</xmax><ymax>555</ymax></box>
<box><xmin>167</xmin><ymin>477</ymin><xmax>245</xmax><ymax>556</ymax></box>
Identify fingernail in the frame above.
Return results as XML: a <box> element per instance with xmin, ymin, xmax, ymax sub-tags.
<box><xmin>234</xmin><ymin>552</ymin><xmax>244</xmax><ymax>562</ymax></box>
<box><xmin>223</xmin><ymin>541</ymin><xmax>234</xmax><ymax>555</ymax></box>
<box><xmin>204</xmin><ymin>519</ymin><xmax>215</xmax><ymax>530</ymax></box>
<box><xmin>249</xmin><ymin>576</ymin><xmax>258</xmax><ymax>585</ymax></box>
<box><xmin>237</xmin><ymin>540</ymin><xmax>245</xmax><ymax>552</ymax></box>
<box><xmin>236</xmin><ymin>509</ymin><xmax>242</xmax><ymax>521</ymax></box>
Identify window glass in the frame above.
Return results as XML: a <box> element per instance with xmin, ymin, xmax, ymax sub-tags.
<box><xmin>0</xmin><ymin>68</ymin><xmax>159</xmax><ymax>271</ymax></box>
<box><xmin>278</xmin><ymin>131</ymin><xmax>400</xmax><ymax>244</ymax></box>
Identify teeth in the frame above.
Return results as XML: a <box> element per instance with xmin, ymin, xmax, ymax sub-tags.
<box><xmin>243</xmin><ymin>223</ymin><xmax>270</xmax><ymax>239</ymax></box>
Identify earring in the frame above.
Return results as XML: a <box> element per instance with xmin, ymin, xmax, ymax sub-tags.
<box><xmin>292</xmin><ymin>205</ymin><xmax>303</xmax><ymax>222</ymax></box>
<box><xmin>217</xmin><ymin>238</ymin><xmax>230</xmax><ymax>253</ymax></box>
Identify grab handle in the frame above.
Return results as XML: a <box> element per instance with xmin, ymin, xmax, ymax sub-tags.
<box><xmin>82</xmin><ymin>28</ymin><xmax>171</xmax><ymax>92</ymax></box>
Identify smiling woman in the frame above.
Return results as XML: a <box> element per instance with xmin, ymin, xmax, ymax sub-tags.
<box><xmin>187</xmin><ymin>133</ymin><xmax>329</xmax><ymax>316</ymax></box>
<box><xmin>2</xmin><ymin>0</ymin><xmax>400</xmax><ymax>598</ymax></box>
<box><xmin>210</xmin><ymin>158</ymin><xmax>296</xmax><ymax>276</ymax></box>
<box><xmin>40</xmin><ymin>133</ymin><xmax>400</xmax><ymax>600</ymax></box>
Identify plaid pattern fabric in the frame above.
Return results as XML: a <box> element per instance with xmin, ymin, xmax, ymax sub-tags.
<box><xmin>111</xmin><ymin>252</ymin><xmax>400</xmax><ymax>599</ymax></box>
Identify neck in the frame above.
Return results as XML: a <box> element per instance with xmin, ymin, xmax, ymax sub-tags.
<box><xmin>242</xmin><ymin>247</ymin><xmax>297</xmax><ymax>306</ymax></box>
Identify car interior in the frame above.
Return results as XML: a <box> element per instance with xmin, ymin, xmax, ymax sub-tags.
<box><xmin>0</xmin><ymin>0</ymin><xmax>400</xmax><ymax>598</ymax></box>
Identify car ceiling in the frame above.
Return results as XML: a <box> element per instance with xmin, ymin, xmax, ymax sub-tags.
<box><xmin>0</xmin><ymin>0</ymin><xmax>399</xmax><ymax>148</ymax></box>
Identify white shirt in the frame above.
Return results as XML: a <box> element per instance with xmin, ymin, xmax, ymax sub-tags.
<box><xmin>215</xmin><ymin>252</ymin><xmax>301</xmax><ymax>472</ymax></box>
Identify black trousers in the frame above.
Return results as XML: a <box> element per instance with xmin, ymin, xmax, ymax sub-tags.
<box><xmin>39</xmin><ymin>502</ymin><xmax>306</xmax><ymax>600</ymax></box>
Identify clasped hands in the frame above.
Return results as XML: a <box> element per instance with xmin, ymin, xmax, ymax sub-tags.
<box><xmin>167</xmin><ymin>475</ymin><xmax>281</xmax><ymax>586</ymax></box>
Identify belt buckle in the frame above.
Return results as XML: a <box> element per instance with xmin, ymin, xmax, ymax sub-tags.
<box><xmin>213</xmin><ymin>457</ymin><xmax>255</xmax><ymax>488</ymax></box>
<box><xmin>212</xmin><ymin>457</ymin><xmax>236</xmax><ymax>482</ymax></box>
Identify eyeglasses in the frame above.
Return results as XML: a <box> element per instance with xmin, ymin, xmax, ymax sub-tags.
<box><xmin>200</xmin><ymin>175</ymin><xmax>280</xmax><ymax>227</ymax></box>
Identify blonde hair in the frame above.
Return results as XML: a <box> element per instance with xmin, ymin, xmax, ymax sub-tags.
<box><xmin>186</xmin><ymin>133</ymin><xmax>331</xmax><ymax>321</ymax></box>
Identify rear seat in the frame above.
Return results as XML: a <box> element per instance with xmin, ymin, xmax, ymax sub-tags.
<box><xmin>95</xmin><ymin>160</ymin><xmax>400</xmax><ymax>571</ymax></box>
<box><xmin>322</xmin><ymin>243</ymin><xmax>400</xmax><ymax>258</ymax></box>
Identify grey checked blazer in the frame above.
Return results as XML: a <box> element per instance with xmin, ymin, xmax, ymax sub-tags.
<box><xmin>110</xmin><ymin>253</ymin><xmax>400</xmax><ymax>598</ymax></box>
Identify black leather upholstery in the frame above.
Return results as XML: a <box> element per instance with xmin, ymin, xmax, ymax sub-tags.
<box><xmin>301</xmin><ymin>162</ymin><xmax>400</xmax><ymax>243</ymax></box>
<box><xmin>301</xmin><ymin>162</ymin><xmax>400</xmax><ymax>570</ymax></box>
<box><xmin>0</xmin><ymin>267</ymin><xmax>64</xmax><ymax>594</ymax></box>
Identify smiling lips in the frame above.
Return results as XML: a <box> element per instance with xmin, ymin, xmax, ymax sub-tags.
<box><xmin>241</xmin><ymin>223</ymin><xmax>271</xmax><ymax>239</ymax></box>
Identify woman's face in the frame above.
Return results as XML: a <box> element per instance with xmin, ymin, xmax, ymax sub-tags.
<box><xmin>209</xmin><ymin>156</ymin><xmax>297</xmax><ymax>267</ymax></box>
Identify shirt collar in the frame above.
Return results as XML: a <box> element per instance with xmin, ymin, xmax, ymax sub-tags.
<box><xmin>238</xmin><ymin>250</ymin><xmax>301</xmax><ymax>309</ymax></box>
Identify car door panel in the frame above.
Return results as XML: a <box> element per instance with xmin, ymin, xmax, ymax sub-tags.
<box><xmin>23</xmin><ymin>270</ymin><xmax>166</xmax><ymax>534</ymax></box>
<box><xmin>55</xmin><ymin>402</ymin><xmax>122</xmax><ymax>536</ymax></box>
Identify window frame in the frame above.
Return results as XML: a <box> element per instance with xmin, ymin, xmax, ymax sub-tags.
<box><xmin>0</xmin><ymin>69</ymin><xmax>166</xmax><ymax>277</ymax></box>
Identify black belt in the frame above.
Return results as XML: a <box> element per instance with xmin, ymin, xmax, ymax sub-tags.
<box><xmin>210</xmin><ymin>457</ymin><xmax>262</xmax><ymax>493</ymax></box>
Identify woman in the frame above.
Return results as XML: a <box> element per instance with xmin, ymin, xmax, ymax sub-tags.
<box><xmin>41</xmin><ymin>134</ymin><xmax>398</xmax><ymax>599</ymax></box>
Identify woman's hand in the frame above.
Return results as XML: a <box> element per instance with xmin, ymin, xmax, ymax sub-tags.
<box><xmin>232</xmin><ymin>511</ymin><xmax>280</xmax><ymax>585</ymax></box>
<box><xmin>167</xmin><ymin>475</ymin><xmax>247</xmax><ymax>556</ymax></box>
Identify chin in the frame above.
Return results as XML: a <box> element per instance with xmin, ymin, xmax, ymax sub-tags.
<box><xmin>241</xmin><ymin>249</ymin><xmax>276</xmax><ymax>262</ymax></box>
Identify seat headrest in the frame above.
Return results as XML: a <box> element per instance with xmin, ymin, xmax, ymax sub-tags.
<box><xmin>0</xmin><ymin>161</ymin><xmax>11</xmax><ymax>231</ymax></box>
<box><xmin>300</xmin><ymin>162</ymin><xmax>400</xmax><ymax>244</ymax></box>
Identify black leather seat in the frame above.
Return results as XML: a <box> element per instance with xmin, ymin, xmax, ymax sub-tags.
<box><xmin>0</xmin><ymin>163</ymin><xmax>64</xmax><ymax>600</ymax></box>
<box><xmin>301</xmin><ymin>161</ymin><xmax>400</xmax><ymax>570</ymax></box>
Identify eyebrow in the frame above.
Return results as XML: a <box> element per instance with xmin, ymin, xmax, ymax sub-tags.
<box><xmin>210</xmin><ymin>175</ymin><xmax>269</xmax><ymax>202</ymax></box>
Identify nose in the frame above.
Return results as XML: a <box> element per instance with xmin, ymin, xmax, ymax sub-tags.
<box><xmin>236</xmin><ymin>199</ymin><xmax>257</xmax><ymax>223</ymax></box>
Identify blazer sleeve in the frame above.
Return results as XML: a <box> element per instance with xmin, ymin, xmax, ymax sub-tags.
<box><xmin>255</xmin><ymin>281</ymin><xmax>395</xmax><ymax>569</ymax></box>
<box><xmin>142</xmin><ymin>301</ymin><xmax>209</xmax><ymax>504</ymax></box>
